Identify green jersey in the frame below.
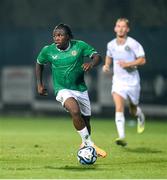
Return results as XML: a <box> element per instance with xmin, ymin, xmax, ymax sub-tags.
<box><xmin>37</xmin><ymin>40</ymin><xmax>97</xmax><ymax>95</ymax></box>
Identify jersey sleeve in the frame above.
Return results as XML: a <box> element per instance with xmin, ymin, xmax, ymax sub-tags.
<box><xmin>132</xmin><ymin>41</ymin><xmax>145</xmax><ymax>58</ymax></box>
<box><xmin>80</xmin><ymin>41</ymin><xmax>98</xmax><ymax>58</ymax></box>
<box><xmin>37</xmin><ymin>46</ymin><xmax>49</xmax><ymax>64</ymax></box>
<box><xmin>106</xmin><ymin>43</ymin><xmax>112</xmax><ymax>58</ymax></box>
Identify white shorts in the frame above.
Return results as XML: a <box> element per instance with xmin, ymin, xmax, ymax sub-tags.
<box><xmin>112</xmin><ymin>83</ymin><xmax>140</xmax><ymax>105</ymax></box>
<box><xmin>56</xmin><ymin>89</ymin><xmax>91</xmax><ymax>116</ymax></box>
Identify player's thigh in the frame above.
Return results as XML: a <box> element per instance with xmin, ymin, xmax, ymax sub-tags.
<box><xmin>127</xmin><ymin>86</ymin><xmax>140</xmax><ymax>115</ymax></box>
<box><xmin>56</xmin><ymin>89</ymin><xmax>80</xmax><ymax>114</ymax></box>
<box><xmin>127</xmin><ymin>85</ymin><xmax>140</xmax><ymax>105</ymax></box>
<box><xmin>112</xmin><ymin>83</ymin><xmax>127</xmax><ymax>100</ymax></box>
<box><xmin>112</xmin><ymin>92</ymin><xmax>125</xmax><ymax>112</ymax></box>
<box><xmin>64</xmin><ymin>97</ymin><xmax>80</xmax><ymax>114</ymax></box>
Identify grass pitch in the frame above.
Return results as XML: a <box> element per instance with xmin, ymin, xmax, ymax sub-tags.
<box><xmin>0</xmin><ymin>116</ymin><xmax>167</xmax><ymax>179</ymax></box>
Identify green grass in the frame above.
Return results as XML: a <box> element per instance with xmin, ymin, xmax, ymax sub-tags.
<box><xmin>0</xmin><ymin>116</ymin><xmax>167</xmax><ymax>179</ymax></box>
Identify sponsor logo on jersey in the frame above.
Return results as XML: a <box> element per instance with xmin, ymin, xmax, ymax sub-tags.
<box><xmin>71</xmin><ymin>50</ymin><xmax>77</xmax><ymax>56</ymax></box>
<box><xmin>52</xmin><ymin>55</ymin><xmax>58</xmax><ymax>59</ymax></box>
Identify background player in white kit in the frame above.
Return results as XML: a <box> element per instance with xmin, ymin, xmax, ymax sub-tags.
<box><xmin>102</xmin><ymin>18</ymin><xmax>146</xmax><ymax>146</ymax></box>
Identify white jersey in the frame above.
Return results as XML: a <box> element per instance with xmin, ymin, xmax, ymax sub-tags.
<box><xmin>106</xmin><ymin>36</ymin><xmax>145</xmax><ymax>87</ymax></box>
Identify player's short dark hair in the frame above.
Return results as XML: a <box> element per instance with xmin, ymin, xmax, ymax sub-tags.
<box><xmin>53</xmin><ymin>23</ymin><xmax>74</xmax><ymax>39</ymax></box>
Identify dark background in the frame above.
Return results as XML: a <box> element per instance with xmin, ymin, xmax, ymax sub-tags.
<box><xmin>0</xmin><ymin>0</ymin><xmax>167</xmax><ymax>116</ymax></box>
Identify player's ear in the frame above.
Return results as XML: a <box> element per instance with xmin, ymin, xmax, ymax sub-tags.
<box><xmin>66</xmin><ymin>34</ymin><xmax>70</xmax><ymax>41</ymax></box>
<box><xmin>127</xmin><ymin>27</ymin><xmax>130</xmax><ymax>33</ymax></box>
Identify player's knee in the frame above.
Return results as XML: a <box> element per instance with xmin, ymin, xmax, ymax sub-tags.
<box><xmin>70</xmin><ymin>108</ymin><xmax>80</xmax><ymax>117</ymax></box>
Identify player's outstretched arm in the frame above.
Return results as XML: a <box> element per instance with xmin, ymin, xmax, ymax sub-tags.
<box><xmin>36</xmin><ymin>63</ymin><xmax>48</xmax><ymax>96</ymax></box>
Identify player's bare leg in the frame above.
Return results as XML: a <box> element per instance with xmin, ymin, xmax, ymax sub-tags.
<box><xmin>64</xmin><ymin>97</ymin><xmax>107</xmax><ymax>157</ymax></box>
<box><xmin>80</xmin><ymin>115</ymin><xmax>107</xmax><ymax>157</ymax></box>
<box><xmin>82</xmin><ymin>115</ymin><xmax>91</xmax><ymax>135</ymax></box>
<box><xmin>112</xmin><ymin>92</ymin><xmax>127</xmax><ymax>146</ymax></box>
<box><xmin>64</xmin><ymin>97</ymin><xmax>85</xmax><ymax>130</ymax></box>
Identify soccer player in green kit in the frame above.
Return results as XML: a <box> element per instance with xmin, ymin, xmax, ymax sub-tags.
<box><xmin>36</xmin><ymin>23</ymin><xmax>107</xmax><ymax>158</ymax></box>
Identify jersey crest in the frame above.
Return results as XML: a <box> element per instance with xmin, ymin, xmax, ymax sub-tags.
<box><xmin>125</xmin><ymin>45</ymin><xmax>131</xmax><ymax>52</ymax></box>
<box><xmin>71</xmin><ymin>50</ymin><xmax>77</xmax><ymax>56</ymax></box>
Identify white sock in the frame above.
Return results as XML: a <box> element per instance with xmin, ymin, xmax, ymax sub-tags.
<box><xmin>136</xmin><ymin>106</ymin><xmax>142</xmax><ymax>117</ymax></box>
<box><xmin>77</xmin><ymin>127</ymin><xmax>94</xmax><ymax>146</ymax></box>
<box><xmin>115</xmin><ymin>112</ymin><xmax>125</xmax><ymax>139</ymax></box>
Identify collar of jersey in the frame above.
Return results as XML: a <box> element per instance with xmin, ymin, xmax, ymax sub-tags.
<box><xmin>116</xmin><ymin>36</ymin><xmax>128</xmax><ymax>46</ymax></box>
<box><xmin>56</xmin><ymin>42</ymin><xmax>71</xmax><ymax>52</ymax></box>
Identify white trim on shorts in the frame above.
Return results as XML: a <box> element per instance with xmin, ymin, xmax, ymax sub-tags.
<box><xmin>56</xmin><ymin>89</ymin><xmax>91</xmax><ymax>116</ymax></box>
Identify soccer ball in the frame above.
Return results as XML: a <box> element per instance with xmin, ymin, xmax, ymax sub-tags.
<box><xmin>77</xmin><ymin>146</ymin><xmax>97</xmax><ymax>165</ymax></box>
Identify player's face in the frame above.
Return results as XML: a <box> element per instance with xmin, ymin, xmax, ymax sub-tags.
<box><xmin>114</xmin><ymin>21</ymin><xmax>129</xmax><ymax>38</ymax></box>
<box><xmin>53</xmin><ymin>29</ymin><xmax>70</xmax><ymax>49</ymax></box>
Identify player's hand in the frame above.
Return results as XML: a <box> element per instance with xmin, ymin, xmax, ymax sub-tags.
<box><xmin>117</xmin><ymin>60</ymin><xmax>129</xmax><ymax>68</ymax></box>
<box><xmin>102</xmin><ymin>65</ymin><xmax>110</xmax><ymax>73</ymax></box>
<box><xmin>82</xmin><ymin>63</ymin><xmax>93</xmax><ymax>72</ymax></box>
<box><xmin>117</xmin><ymin>60</ymin><xmax>137</xmax><ymax>71</ymax></box>
<box><xmin>37</xmin><ymin>84</ymin><xmax>48</xmax><ymax>96</ymax></box>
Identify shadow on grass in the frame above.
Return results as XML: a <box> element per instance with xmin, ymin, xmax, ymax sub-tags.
<box><xmin>44</xmin><ymin>165</ymin><xmax>97</xmax><ymax>171</ymax></box>
<box><xmin>2</xmin><ymin>165</ymin><xmax>97</xmax><ymax>171</ymax></box>
<box><xmin>101</xmin><ymin>158</ymin><xmax>167</xmax><ymax>166</ymax></box>
<box><xmin>123</xmin><ymin>147</ymin><xmax>163</xmax><ymax>154</ymax></box>
<box><xmin>2</xmin><ymin>167</ymin><xmax>33</xmax><ymax>171</ymax></box>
